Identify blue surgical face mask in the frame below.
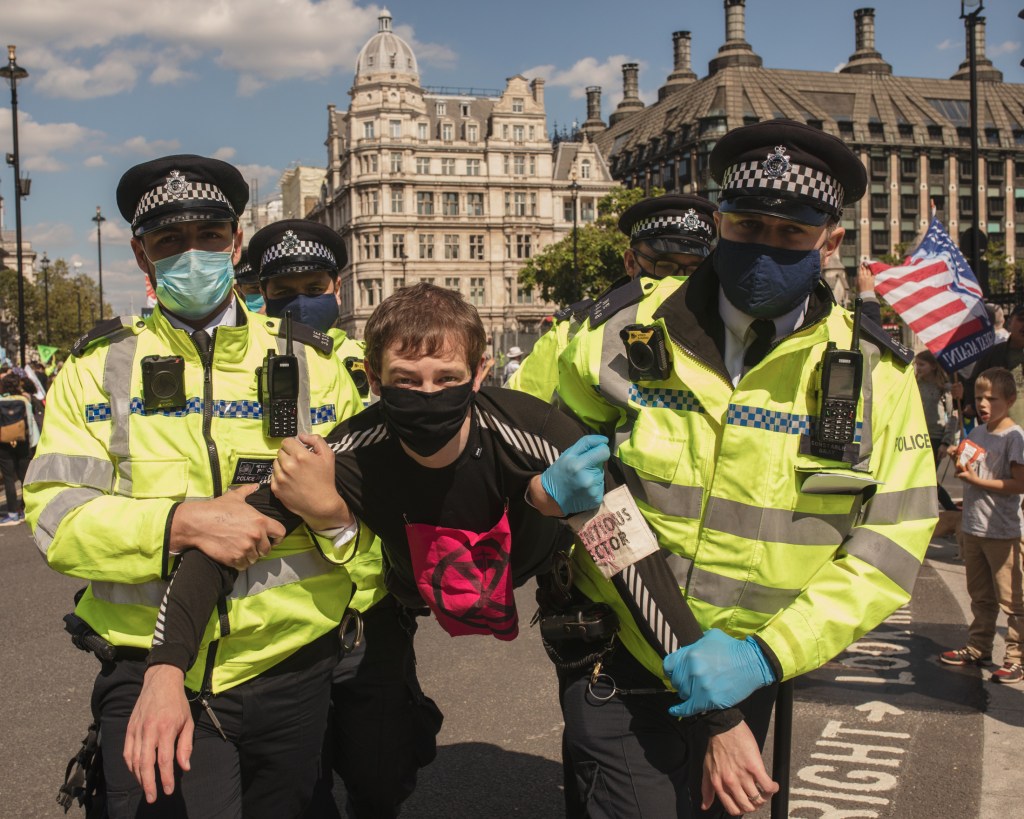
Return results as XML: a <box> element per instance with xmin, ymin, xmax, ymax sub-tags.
<box><xmin>152</xmin><ymin>250</ymin><xmax>235</xmax><ymax>320</ymax></box>
<box><xmin>243</xmin><ymin>292</ymin><xmax>265</xmax><ymax>313</ymax></box>
<box><xmin>264</xmin><ymin>293</ymin><xmax>339</xmax><ymax>333</ymax></box>
<box><xmin>714</xmin><ymin>238</ymin><xmax>823</xmax><ymax>319</ymax></box>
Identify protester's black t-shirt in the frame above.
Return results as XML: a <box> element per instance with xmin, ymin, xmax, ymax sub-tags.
<box><xmin>150</xmin><ymin>387</ymin><xmax>586</xmax><ymax>669</ymax></box>
<box><xmin>306</xmin><ymin>386</ymin><xmax>583</xmax><ymax>605</ymax></box>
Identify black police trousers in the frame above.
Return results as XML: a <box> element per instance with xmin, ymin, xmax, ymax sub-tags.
<box><xmin>559</xmin><ymin>642</ymin><xmax>777</xmax><ymax>819</ymax></box>
<box><xmin>92</xmin><ymin>630</ymin><xmax>339</xmax><ymax>819</ymax></box>
<box><xmin>305</xmin><ymin>597</ymin><xmax>443</xmax><ymax>819</ymax></box>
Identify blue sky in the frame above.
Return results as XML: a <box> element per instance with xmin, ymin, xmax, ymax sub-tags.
<box><xmin>1</xmin><ymin>0</ymin><xmax>1022</xmax><ymax>314</ymax></box>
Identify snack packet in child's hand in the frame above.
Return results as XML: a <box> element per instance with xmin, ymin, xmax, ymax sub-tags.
<box><xmin>955</xmin><ymin>439</ymin><xmax>985</xmax><ymax>469</ymax></box>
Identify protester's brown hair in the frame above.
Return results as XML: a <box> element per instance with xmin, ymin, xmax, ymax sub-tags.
<box><xmin>976</xmin><ymin>367</ymin><xmax>1017</xmax><ymax>401</ymax></box>
<box><xmin>364</xmin><ymin>282</ymin><xmax>487</xmax><ymax>376</ymax></box>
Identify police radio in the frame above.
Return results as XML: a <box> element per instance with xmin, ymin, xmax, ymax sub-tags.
<box><xmin>258</xmin><ymin>311</ymin><xmax>299</xmax><ymax>438</ymax></box>
<box><xmin>619</xmin><ymin>323</ymin><xmax>671</xmax><ymax>382</ymax></box>
<box><xmin>815</xmin><ymin>298</ymin><xmax>864</xmax><ymax>448</ymax></box>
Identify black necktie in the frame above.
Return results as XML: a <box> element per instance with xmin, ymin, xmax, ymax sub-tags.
<box><xmin>743</xmin><ymin>319</ymin><xmax>775</xmax><ymax>369</ymax></box>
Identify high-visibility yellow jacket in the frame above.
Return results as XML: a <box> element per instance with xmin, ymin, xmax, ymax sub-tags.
<box><xmin>327</xmin><ymin>327</ymin><xmax>387</xmax><ymax>614</ymax></box>
<box><xmin>25</xmin><ymin>304</ymin><xmax>368</xmax><ymax>693</ymax></box>
<box><xmin>507</xmin><ymin>299</ymin><xmax>594</xmax><ymax>402</ymax></box>
<box><xmin>558</xmin><ymin>263</ymin><xmax>936</xmax><ymax>683</ymax></box>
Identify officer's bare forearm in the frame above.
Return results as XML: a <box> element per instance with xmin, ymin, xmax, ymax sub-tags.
<box><xmin>527</xmin><ymin>474</ymin><xmax>565</xmax><ymax>517</ymax></box>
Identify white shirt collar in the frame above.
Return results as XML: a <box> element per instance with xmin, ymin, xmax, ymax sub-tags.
<box><xmin>161</xmin><ymin>294</ymin><xmax>240</xmax><ymax>335</ymax></box>
<box><xmin>718</xmin><ymin>288</ymin><xmax>807</xmax><ymax>344</ymax></box>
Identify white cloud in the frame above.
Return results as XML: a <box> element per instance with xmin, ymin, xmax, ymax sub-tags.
<box><xmin>235</xmin><ymin>163</ymin><xmax>281</xmax><ymax>195</ymax></box>
<box><xmin>523</xmin><ymin>55</ymin><xmax>650</xmax><ymax>114</ymax></box>
<box><xmin>212</xmin><ymin>147</ymin><xmax>236</xmax><ymax>161</ymax></box>
<box><xmin>937</xmin><ymin>38</ymin><xmax>957</xmax><ymax>51</ymax></box>
<box><xmin>27</xmin><ymin>221</ymin><xmax>76</xmax><ymax>248</ymax></box>
<box><xmin>117</xmin><ymin>135</ymin><xmax>181</xmax><ymax>155</ymax></box>
<box><xmin>84</xmin><ymin>155</ymin><xmax>106</xmax><ymax>167</ymax></box>
<box><xmin>989</xmin><ymin>41</ymin><xmax>1021</xmax><ymax>57</ymax></box>
<box><xmin>89</xmin><ymin>220</ymin><xmax>131</xmax><ymax>244</ymax></box>
<box><xmin>3</xmin><ymin>1</ymin><xmax>454</xmax><ymax>99</ymax></box>
<box><xmin>0</xmin><ymin>108</ymin><xmax>105</xmax><ymax>172</ymax></box>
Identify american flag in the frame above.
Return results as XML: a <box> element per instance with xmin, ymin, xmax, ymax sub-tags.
<box><xmin>868</xmin><ymin>217</ymin><xmax>993</xmax><ymax>371</ymax></box>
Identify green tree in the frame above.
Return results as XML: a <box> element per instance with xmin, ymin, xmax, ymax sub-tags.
<box><xmin>519</xmin><ymin>186</ymin><xmax>665</xmax><ymax>305</ymax></box>
<box><xmin>982</xmin><ymin>239</ymin><xmax>1014</xmax><ymax>293</ymax></box>
<box><xmin>0</xmin><ymin>258</ymin><xmax>108</xmax><ymax>362</ymax></box>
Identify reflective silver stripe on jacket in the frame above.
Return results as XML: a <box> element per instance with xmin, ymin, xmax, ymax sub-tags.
<box><xmin>93</xmin><ymin>549</ymin><xmax>340</xmax><ymax>609</ymax></box>
<box><xmin>34</xmin><ymin>487</ymin><xmax>105</xmax><ymax>555</ymax></box>
<box><xmin>842</xmin><ymin>530</ymin><xmax>921</xmax><ymax>594</ymax></box>
<box><xmin>597</xmin><ymin>303</ymin><xmax>646</xmax><ymax>449</ymax></box>
<box><xmin>25</xmin><ymin>453</ymin><xmax>114</xmax><ymax>493</ymax></box>
<box><xmin>621</xmin><ymin>562</ymin><xmax>680</xmax><ymax>655</ymax></box>
<box><xmin>278</xmin><ymin>334</ymin><xmax>312</xmax><ymax>436</ymax></box>
<box><xmin>619</xmin><ymin>462</ymin><xmax>703</xmax><ymax>520</ymax></box>
<box><xmin>704</xmin><ymin>497</ymin><xmax>856</xmax><ymax>546</ymax></box>
<box><xmin>859</xmin><ymin>486</ymin><xmax>937</xmax><ymax>527</ymax></box>
<box><xmin>664</xmin><ymin>552</ymin><xmax>801</xmax><ymax>615</ymax></box>
<box><xmin>103</xmin><ymin>333</ymin><xmax>141</xmax><ymax>495</ymax></box>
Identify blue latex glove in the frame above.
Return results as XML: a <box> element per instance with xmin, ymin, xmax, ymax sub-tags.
<box><xmin>540</xmin><ymin>434</ymin><xmax>610</xmax><ymax>515</ymax></box>
<box><xmin>663</xmin><ymin>628</ymin><xmax>776</xmax><ymax>718</ymax></box>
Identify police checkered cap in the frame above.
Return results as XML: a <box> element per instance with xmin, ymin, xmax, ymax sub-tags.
<box><xmin>631</xmin><ymin>213</ymin><xmax>715</xmax><ymax>244</ymax></box>
<box><xmin>117</xmin><ymin>154</ymin><xmax>248</xmax><ymax>236</ymax></box>
<box><xmin>247</xmin><ymin>219</ymin><xmax>347</xmax><ymax>280</ymax></box>
<box><xmin>721</xmin><ymin>159</ymin><xmax>844</xmax><ymax>215</ymax></box>
<box><xmin>261</xmin><ymin>238</ymin><xmax>337</xmax><ymax>270</ymax></box>
<box><xmin>710</xmin><ymin>119</ymin><xmax>866</xmax><ymax>223</ymax></box>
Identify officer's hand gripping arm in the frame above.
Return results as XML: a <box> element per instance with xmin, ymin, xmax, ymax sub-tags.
<box><xmin>538</xmin><ymin>434</ymin><xmax>610</xmax><ymax>515</ymax></box>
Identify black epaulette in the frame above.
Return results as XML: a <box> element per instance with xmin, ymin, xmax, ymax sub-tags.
<box><xmin>589</xmin><ymin>277</ymin><xmax>648</xmax><ymax>329</ymax></box>
<box><xmin>269</xmin><ymin>318</ymin><xmax>334</xmax><ymax>356</ymax></box>
<box><xmin>859</xmin><ymin>316</ymin><xmax>914</xmax><ymax>365</ymax></box>
<box><xmin>554</xmin><ymin>297</ymin><xmax>594</xmax><ymax>323</ymax></box>
<box><xmin>71</xmin><ymin>316</ymin><xmax>145</xmax><ymax>357</ymax></box>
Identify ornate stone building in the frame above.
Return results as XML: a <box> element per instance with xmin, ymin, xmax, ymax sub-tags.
<box><xmin>586</xmin><ymin>1</ymin><xmax>1024</xmax><ymax>280</ymax></box>
<box><xmin>310</xmin><ymin>9</ymin><xmax>614</xmax><ymax>340</ymax></box>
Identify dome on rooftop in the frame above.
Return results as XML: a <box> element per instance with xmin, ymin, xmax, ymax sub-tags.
<box><xmin>354</xmin><ymin>9</ymin><xmax>419</xmax><ymax>82</ymax></box>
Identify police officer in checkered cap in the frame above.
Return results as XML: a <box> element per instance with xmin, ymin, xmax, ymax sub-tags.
<box><xmin>247</xmin><ymin>219</ymin><xmax>347</xmax><ymax>333</ymax></box>
<box><xmin>234</xmin><ymin>248</ymin><xmax>264</xmax><ymax>313</ymax></box>
<box><xmin>552</xmin><ymin>119</ymin><xmax>933</xmax><ymax>819</ymax></box>
<box><xmin>29</xmin><ymin>152</ymin><xmax>368</xmax><ymax>818</ymax></box>
<box><xmin>618</xmin><ymin>193</ymin><xmax>716</xmax><ymax>280</ymax></box>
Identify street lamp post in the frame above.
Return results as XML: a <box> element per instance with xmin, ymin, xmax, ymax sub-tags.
<box><xmin>569</xmin><ymin>173</ymin><xmax>580</xmax><ymax>287</ymax></box>
<box><xmin>961</xmin><ymin>0</ymin><xmax>984</xmax><ymax>290</ymax></box>
<box><xmin>0</xmin><ymin>45</ymin><xmax>29</xmax><ymax>366</ymax></box>
<box><xmin>92</xmin><ymin>206</ymin><xmax>106</xmax><ymax>321</ymax></box>
<box><xmin>40</xmin><ymin>252</ymin><xmax>50</xmax><ymax>344</ymax></box>
<box><xmin>73</xmin><ymin>261</ymin><xmax>83</xmax><ymax>334</ymax></box>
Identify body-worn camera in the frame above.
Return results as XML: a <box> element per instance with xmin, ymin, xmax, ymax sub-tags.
<box><xmin>344</xmin><ymin>356</ymin><xmax>369</xmax><ymax>397</ymax></box>
<box><xmin>141</xmin><ymin>355</ymin><xmax>186</xmax><ymax>412</ymax></box>
<box><xmin>619</xmin><ymin>323</ymin><xmax>671</xmax><ymax>382</ymax></box>
<box><xmin>258</xmin><ymin>312</ymin><xmax>299</xmax><ymax>438</ymax></box>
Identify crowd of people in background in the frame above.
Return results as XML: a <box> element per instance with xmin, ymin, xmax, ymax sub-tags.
<box><xmin>0</xmin><ymin>358</ymin><xmax>56</xmax><ymax>525</ymax></box>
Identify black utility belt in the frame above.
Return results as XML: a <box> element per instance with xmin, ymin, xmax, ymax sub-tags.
<box><xmin>539</xmin><ymin>603</ymin><xmax>619</xmax><ymax>644</ymax></box>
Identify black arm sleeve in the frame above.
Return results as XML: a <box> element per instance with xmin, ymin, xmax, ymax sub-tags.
<box><xmin>147</xmin><ymin>550</ymin><xmax>237</xmax><ymax>672</ymax></box>
<box><xmin>243</xmin><ymin>481</ymin><xmax>306</xmax><ymax>534</ymax></box>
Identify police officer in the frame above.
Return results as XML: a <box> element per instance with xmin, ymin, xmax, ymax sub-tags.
<box><xmin>246</xmin><ymin>218</ymin><xmax>439</xmax><ymax>818</ymax></box>
<box><xmin>247</xmin><ymin>219</ymin><xmax>371</xmax><ymax>401</ymax></box>
<box><xmin>233</xmin><ymin>247</ymin><xmax>264</xmax><ymax>313</ymax></box>
<box><xmin>507</xmin><ymin>194</ymin><xmax>715</xmax><ymax>402</ymax></box>
<box><xmin>25</xmin><ymin>155</ymin><xmax>365</xmax><ymax>818</ymax></box>
<box><xmin>555</xmin><ymin>121</ymin><xmax>937</xmax><ymax>818</ymax></box>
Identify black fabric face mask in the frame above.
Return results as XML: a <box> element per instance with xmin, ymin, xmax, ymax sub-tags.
<box><xmin>379</xmin><ymin>380</ymin><xmax>476</xmax><ymax>456</ymax></box>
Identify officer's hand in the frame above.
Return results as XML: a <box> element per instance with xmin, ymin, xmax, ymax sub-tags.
<box><xmin>171</xmin><ymin>484</ymin><xmax>286</xmax><ymax>570</ymax></box>
<box><xmin>124</xmin><ymin>664</ymin><xmax>193</xmax><ymax>803</ymax></box>
<box><xmin>663</xmin><ymin>629</ymin><xmax>776</xmax><ymax>717</ymax></box>
<box><xmin>539</xmin><ymin>434</ymin><xmax>610</xmax><ymax>515</ymax></box>
<box><xmin>702</xmin><ymin>720</ymin><xmax>779</xmax><ymax>816</ymax></box>
<box><xmin>271</xmin><ymin>433</ymin><xmax>353</xmax><ymax>531</ymax></box>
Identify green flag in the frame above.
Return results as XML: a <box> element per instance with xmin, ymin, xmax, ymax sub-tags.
<box><xmin>37</xmin><ymin>344</ymin><xmax>58</xmax><ymax>364</ymax></box>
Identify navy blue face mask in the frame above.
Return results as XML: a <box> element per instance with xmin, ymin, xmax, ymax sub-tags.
<box><xmin>714</xmin><ymin>238</ymin><xmax>823</xmax><ymax>319</ymax></box>
<box><xmin>264</xmin><ymin>293</ymin><xmax>339</xmax><ymax>332</ymax></box>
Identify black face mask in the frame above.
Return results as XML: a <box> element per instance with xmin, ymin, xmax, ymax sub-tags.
<box><xmin>379</xmin><ymin>380</ymin><xmax>476</xmax><ymax>457</ymax></box>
